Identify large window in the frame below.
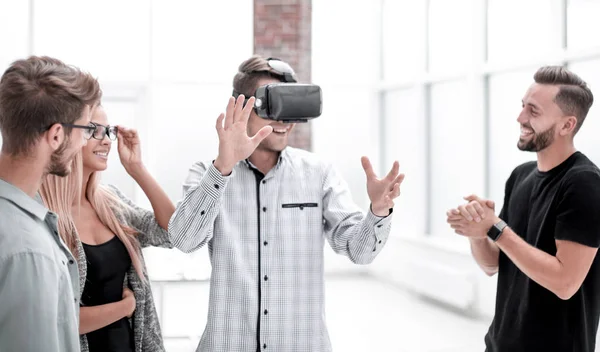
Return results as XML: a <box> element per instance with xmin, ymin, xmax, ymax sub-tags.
<box><xmin>382</xmin><ymin>0</ymin><xmax>426</xmax><ymax>82</ymax></box>
<box><xmin>382</xmin><ymin>88</ymin><xmax>426</xmax><ymax>235</ymax></box>
<box><xmin>567</xmin><ymin>0</ymin><xmax>600</xmax><ymax>50</ymax></box>
<box><xmin>429</xmin><ymin>80</ymin><xmax>485</xmax><ymax>235</ymax></box>
<box><xmin>380</xmin><ymin>0</ymin><xmax>600</xmax><ymax>239</ymax></box>
<box><xmin>487</xmin><ymin>0</ymin><xmax>563</xmax><ymax>64</ymax></box>
<box><xmin>428</xmin><ymin>0</ymin><xmax>474</xmax><ymax>74</ymax></box>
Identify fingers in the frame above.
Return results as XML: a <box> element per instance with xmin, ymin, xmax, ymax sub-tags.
<box><xmin>463</xmin><ymin>194</ymin><xmax>483</xmax><ymax>202</ymax></box>
<box><xmin>385</xmin><ymin>160</ymin><xmax>400</xmax><ymax>181</ymax></box>
<box><xmin>383</xmin><ymin>194</ymin><xmax>394</xmax><ymax>209</ymax></box>
<box><xmin>471</xmin><ymin>201</ymin><xmax>486</xmax><ymax>220</ymax></box>
<box><xmin>232</xmin><ymin>94</ymin><xmax>245</xmax><ymax>124</ymax></box>
<box><xmin>464</xmin><ymin>202</ymin><xmax>481</xmax><ymax>222</ymax></box>
<box><xmin>225</xmin><ymin>96</ymin><xmax>235</xmax><ymax>129</ymax></box>
<box><xmin>457</xmin><ymin>203</ymin><xmax>478</xmax><ymax>222</ymax></box>
<box><xmin>361</xmin><ymin>156</ymin><xmax>376</xmax><ymax>179</ymax></box>
<box><xmin>389</xmin><ymin>182</ymin><xmax>401</xmax><ymax>199</ymax></box>
<box><xmin>216</xmin><ymin>113</ymin><xmax>225</xmax><ymax>134</ymax></box>
<box><xmin>389</xmin><ymin>174</ymin><xmax>405</xmax><ymax>191</ymax></box>
<box><xmin>251</xmin><ymin>125</ymin><xmax>273</xmax><ymax>146</ymax></box>
<box><xmin>465</xmin><ymin>194</ymin><xmax>496</xmax><ymax>211</ymax></box>
<box><xmin>446</xmin><ymin>208</ymin><xmax>462</xmax><ymax>221</ymax></box>
<box><xmin>240</xmin><ymin>96</ymin><xmax>256</xmax><ymax>124</ymax></box>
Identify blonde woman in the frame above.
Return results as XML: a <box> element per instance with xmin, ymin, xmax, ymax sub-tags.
<box><xmin>40</xmin><ymin>103</ymin><xmax>174</xmax><ymax>352</ymax></box>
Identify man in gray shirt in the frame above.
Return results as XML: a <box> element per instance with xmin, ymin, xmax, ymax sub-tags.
<box><xmin>0</xmin><ymin>56</ymin><xmax>102</xmax><ymax>351</ymax></box>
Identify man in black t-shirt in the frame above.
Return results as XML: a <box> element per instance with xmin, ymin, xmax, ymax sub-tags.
<box><xmin>447</xmin><ymin>66</ymin><xmax>600</xmax><ymax>352</ymax></box>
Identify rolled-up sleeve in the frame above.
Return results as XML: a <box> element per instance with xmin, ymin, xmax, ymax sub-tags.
<box><xmin>0</xmin><ymin>252</ymin><xmax>76</xmax><ymax>352</ymax></box>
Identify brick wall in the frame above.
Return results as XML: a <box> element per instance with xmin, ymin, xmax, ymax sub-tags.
<box><xmin>254</xmin><ymin>0</ymin><xmax>312</xmax><ymax>151</ymax></box>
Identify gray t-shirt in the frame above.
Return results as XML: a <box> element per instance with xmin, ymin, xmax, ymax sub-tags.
<box><xmin>0</xmin><ymin>178</ymin><xmax>80</xmax><ymax>352</ymax></box>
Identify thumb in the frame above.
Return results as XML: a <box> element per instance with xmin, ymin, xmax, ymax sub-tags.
<box><xmin>486</xmin><ymin>200</ymin><xmax>495</xmax><ymax>209</ymax></box>
<box><xmin>361</xmin><ymin>156</ymin><xmax>376</xmax><ymax>179</ymax></box>
<box><xmin>250</xmin><ymin>125</ymin><xmax>273</xmax><ymax>146</ymax></box>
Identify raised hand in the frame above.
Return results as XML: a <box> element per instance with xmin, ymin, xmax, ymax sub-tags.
<box><xmin>117</xmin><ymin>126</ymin><xmax>144</xmax><ymax>175</ymax></box>
<box><xmin>361</xmin><ymin>156</ymin><xmax>405</xmax><ymax>217</ymax></box>
<box><xmin>213</xmin><ymin>95</ymin><xmax>273</xmax><ymax>175</ymax></box>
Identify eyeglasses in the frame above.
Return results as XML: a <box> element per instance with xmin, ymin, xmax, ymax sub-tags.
<box><xmin>266</xmin><ymin>57</ymin><xmax>297</xmax><ymax>83</ymax></box>
<box><xmin>89</xmin><ymin>123</ymin><xmax>118</xmax><ymax>141</ymax></box>
<box><xmin>60</xmin><ymin>123</ymin><xmax>97</xmax><ymax>140</ymax></box>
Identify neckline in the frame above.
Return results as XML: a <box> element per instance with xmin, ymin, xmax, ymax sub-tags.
<box><xmin>534</xmin><ymin>151</ymin><xmax>580</xmax><ymax>178</ymax></box>
<box><xmin>82</xmin><ymin>235</ymin><xmax>118</xmax><ymax>248</ymax></box>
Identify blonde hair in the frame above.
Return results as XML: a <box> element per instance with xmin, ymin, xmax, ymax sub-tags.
<box><xmin>40</xmin><ymin>152</ymin><xmax>146</xmax><ymax>281</ymax></box>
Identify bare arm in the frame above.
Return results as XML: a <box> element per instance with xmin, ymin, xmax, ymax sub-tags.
<box><xmin>128</xmin><ymin>166</ymin><xmax>174</xmax><ymax>230</ymax></box>
<box><xmin>448</xmin><ymin>203</ymin><xmax>499</xmax><ymax>276</ymax></box>
<box><xmin>469</xmin><ymin>237</ymin><xmax>500</xmax><ymax>276</ymax></box>
<box><xmin>79</xmin><ymin>288</ymin><xmax>136</xmax><ymax>335</ymax></box>
<box><xmin>116</xmin><ymin>126</ymin><xmax>174</xmax><ymax>230</ymax></box>
<box><xmin>496</xmin><ymin>229</ymin><xmax>597</xmax><ymax>300</ymax></box>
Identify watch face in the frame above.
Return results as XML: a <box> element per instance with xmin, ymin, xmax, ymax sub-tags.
<box><xmin>488</xmin><ymin>221</ymin><xmax>506</xmax><ymax>241</ymax></box>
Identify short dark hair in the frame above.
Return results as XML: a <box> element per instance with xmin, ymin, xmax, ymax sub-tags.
<box><xmin>233</xmin><ymin>55</ymin><xmax>287</xmax><ymax>97</ymax></box>
<box><xmin>533</xmin><ymin>66</ymin><xmax>594</xmax><ymax>134</ymax></box>
<box><xmin>0</xmin><ymin>56</ymin><xmax>102</xmax><ymax>155</ymax></box>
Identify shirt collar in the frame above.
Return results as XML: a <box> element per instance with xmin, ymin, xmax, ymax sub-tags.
<box><xmin>244</xmin><ymin>148</ymin><xmax>288</xmax><ymax>171</ymax></box>
<box><xmin>0</xmin><ymin>178</ymin><xmax>49</xmax><ymax>221</ymax></box>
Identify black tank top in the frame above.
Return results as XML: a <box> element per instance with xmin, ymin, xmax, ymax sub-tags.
<box><xmin>82</xmin><ymin>235</ymin><xmax>134</xmax><ymax>352</ymax></box>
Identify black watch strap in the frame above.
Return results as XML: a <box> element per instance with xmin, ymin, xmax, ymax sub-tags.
<box><xmin>487</xmin><ymin>219</ymin><xmax>508</xmax><ymax>242</ymax></box>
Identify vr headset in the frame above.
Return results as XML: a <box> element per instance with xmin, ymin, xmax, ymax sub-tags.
<box><xmin>232</xmin><ymin>58</ymin><xmax>322</xmax><ymax>123</ymax></box>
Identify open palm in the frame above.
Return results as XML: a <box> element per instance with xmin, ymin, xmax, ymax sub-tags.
<box><xmin>361</xmin><ymin>157</ymin><xmax>405</xmax><ymax>216</ymax></box>
<box><xmin>214</xmin><ymin>95</ymin><xmax>273</xmax><ymax>174</ymax></box>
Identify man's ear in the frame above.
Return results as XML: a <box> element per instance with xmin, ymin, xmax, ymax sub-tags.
<box><xmin>44</xmin><ymin>123</ymin><xmax>65</xmax><ymax>151</ymax></box>
<box><xmin>560</xmin><ymin>115</ymin><xmax>578</xmax><ymax>136</ymax></box>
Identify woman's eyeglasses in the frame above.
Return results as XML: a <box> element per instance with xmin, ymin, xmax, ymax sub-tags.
<box><xmin>89</xmin><ymin>123</ymin><xmax>118</xmax><ymax>141</ymax></box>
<box><xmin>60</xmin><ymin>122</ymin><xmax>118</xmax><ymax>140</ymax></box>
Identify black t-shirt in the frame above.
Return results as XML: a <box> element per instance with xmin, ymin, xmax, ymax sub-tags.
<box><xmin>82</xmin><ymin>235</ymin><xmax>134</xmax><ymax>352</ymax></box>
<box><xmin>485</xmin><ymin>151</ymin><xmax>600</xmax><ymax>352</ymax></box>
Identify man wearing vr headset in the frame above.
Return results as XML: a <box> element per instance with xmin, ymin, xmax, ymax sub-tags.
<box><xmin>168</xmin><ymin>55</ymin><xmax>404</xmax><ymax>352</ymax></box>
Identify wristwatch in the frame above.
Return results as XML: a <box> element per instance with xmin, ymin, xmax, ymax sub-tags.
<box><xmin>487</xmin><ymin>219</ymin><xmax>508</xmax><ymax>242</ymax></box>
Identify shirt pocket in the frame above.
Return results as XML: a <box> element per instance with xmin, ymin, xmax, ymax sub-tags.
<box><xmin>278</xmin><ymin>202</ymin><xmax>323</xmax><ymax>240</ymax></box>
<box><xmin>281</xmin><ymin>202</ymin><xmax>319</xmax><ymax>210</ymax></box>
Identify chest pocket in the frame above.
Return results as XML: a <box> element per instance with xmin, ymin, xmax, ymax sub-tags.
<box><xmin>279</xmin><ymin>202</ymin><xmax>322</xmax><ymax>237</ymax></box>
<box><xmin>281</xmin><ymin>203</ymin><xmax>319</xmax><ymax>210</ymax></box>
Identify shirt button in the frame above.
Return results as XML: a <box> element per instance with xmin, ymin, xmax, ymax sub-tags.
<box><xmin>264</xmin><ymin>309</ymin><xmax>268</xmax><ymax>315</ymax></box>
<box><xmin>379</xmin><ymin>240</ymin><xmax>382</xmax><ymax>244</ymax></box>
<box><xmin>263</xmin><ymin>241</ymin><xmax>268</xmax><ymax>246</ymax></box>
<box><xmin>263</xmin><ymin>344</ymin><xmax>267</xmax><ymax>349</ymax></box>
<box><xmin>200</xmin><ymin>210</ymin><xmax>205</xmax><ymax>215</ymax></box>
<box><xmin>377</xmin><ymin>224</ymin><xmax>382</xmax><ymax>228</ymax></box>
<box><xmin>262</xmin><ymin>180</ymin><xmax>266</xmax><ymax>184</ymax></box>
<box><xmin>262</xmin><ymin>207</ymin><xmax>267</xmax><ymax>212</ymax></box>
<box><xmin>74</xmin><ymin>298</ymin><xmax>78</xmax><ymax>303</ymax></box>
<box><xmin>264</xmin><ymin>275</ymin><xmax>268</xmax><ymax>281</ymax></box>
<box><xmin>214</xmin><ymin>184</ymin><xmax>219</xmax><ymax>189</ymax></box>
<box><xmin>69</xmin><ymin>259</ymin><xmax>75</xmax><ymax>265</ymax></box>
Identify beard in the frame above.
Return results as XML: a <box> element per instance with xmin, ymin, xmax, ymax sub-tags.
<box><xmin>47</xmin><ymin>137</ymin><xmax>74</xmax><ymax>177</ymax></box>
<box><xmin>517</xmin><ymin>124</ymin><xmax>556</xmax><ymax>152</ymax></box>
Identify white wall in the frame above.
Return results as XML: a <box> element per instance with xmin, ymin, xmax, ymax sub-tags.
<box><xmin>311</xmin><ymin>0</ymin><xmax>383</xmax><ymax>273</ymax></box>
